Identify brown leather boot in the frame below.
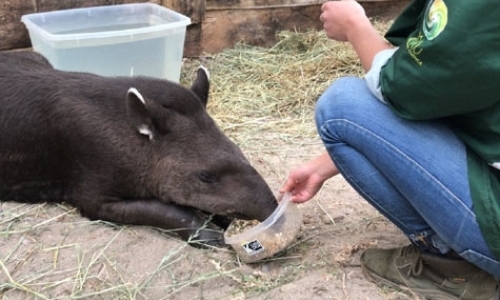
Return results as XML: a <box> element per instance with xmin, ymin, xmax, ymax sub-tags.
<box><xmin>360</xmin><ymin>244</ymin><xmax>499</xmax><ymax>299</ymax></box>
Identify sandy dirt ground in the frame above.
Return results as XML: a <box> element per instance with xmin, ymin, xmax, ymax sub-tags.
<box><xmin>0</xmin><ymin>133</ymin><xmax>421</xmax><ymax>300</ymax></box>
<box><xmin>0</xmin><ymin>25</ymin><xmax>423</xmax><ymax>298</ymax></box>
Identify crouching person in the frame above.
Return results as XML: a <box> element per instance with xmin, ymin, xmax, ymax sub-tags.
<box><xmin>281</xmin><ymin>1</ymin><xmax>500</xmax><ymax>299</ymax></box>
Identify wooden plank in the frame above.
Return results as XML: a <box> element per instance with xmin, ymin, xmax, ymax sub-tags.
<box><xmin>186</xmin><ymin>0</ymin><xmax>410</xmax><ymax>55</ymax></box>
<box><xmin>0</xmin><ymin>0</ymin><xmax>36</xmax><ymax>51</ymax></box>
<box><xmin>196</xmin><ymin>4</ymin><xmax>322</xmax><ymax>55</ymax></box>
<box><xmin>185</xmin><ymin>23</ymin><xmax>203</xmax><ymax>57</ymax></box>
<box><xmin>361</xmin><ymin>0</ymin><xmax>410</xmax><ymax>19</ymax></box>
<box><xmin>207</xmin><ymin>0</ymin><xmax>323</xmax><ymax>10</ymax></box>
<box><xmin>2</xmin><ymin>0</ymin><xmax>410</xmax><ymax>55</ymax></box>
<box><xmin>207</xmin><ymin>0</ymin><xmax>405</xmax><ymax>10</ymax></box>
<box><xmin>163</xmin><ymin>0</ymin><xmax>205</xmax><ymax>23</ymax></box>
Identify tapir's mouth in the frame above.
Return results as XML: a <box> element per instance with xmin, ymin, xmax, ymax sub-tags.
<box><xmin>227</xmin><ymin>212</ymin><xmax>248</xmax><ymax>220</ymax></box>
<box><xmin>196</xmin><ymin>210</ymin><xmax>271</xmax><ymax>233</ymax></box>
<box><xmin>193</xmin><ymin>209</ymin><xmax>238</xmax><ymax>230</ymax></box>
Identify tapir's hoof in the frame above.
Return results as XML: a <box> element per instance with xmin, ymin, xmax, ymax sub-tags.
<box><xmin>187</xmin><ymin>229</ymin><xmax>228</xmax><ymax>249</ymax></box>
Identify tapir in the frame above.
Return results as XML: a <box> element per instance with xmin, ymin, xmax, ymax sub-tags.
<box><xmin>0</xmin><ymin>51</ymin><xmax>278</xmax><ymax>247</ymax></box>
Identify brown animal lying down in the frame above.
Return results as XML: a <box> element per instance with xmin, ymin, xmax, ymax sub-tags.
<box><xmin>0</xmin><ymin>51</ymin><xmax>277</xmax><ymax>248</ymax></box>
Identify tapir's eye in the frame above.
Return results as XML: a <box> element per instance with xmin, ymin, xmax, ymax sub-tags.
<box><xmin>198</xmin><ymin>171</ymin><xmax>219</xmax><ymax>184</ymax></box>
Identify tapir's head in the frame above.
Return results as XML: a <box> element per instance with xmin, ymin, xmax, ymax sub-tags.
<box><xmin>125</xmin><ymin>67</ymin><xmax>278</xmax><ymax>223</ymax></box>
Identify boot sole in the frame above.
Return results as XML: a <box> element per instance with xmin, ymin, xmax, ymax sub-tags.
<box><xmin>361</xmin><ymin>263</ymin><xmax>460</xmax><ymax>300</ymax></box>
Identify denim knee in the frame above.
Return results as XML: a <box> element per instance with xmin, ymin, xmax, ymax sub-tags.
<box><xmin>315</xmin><ymin>76</ymin><xmax>367</xmax><ymax>131</ymax></box>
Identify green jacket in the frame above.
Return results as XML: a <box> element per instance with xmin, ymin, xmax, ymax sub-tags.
<box><xmin>380</xmin><ymin>0</ymin><xmax>500</xmax><ymax>258</ymax></box>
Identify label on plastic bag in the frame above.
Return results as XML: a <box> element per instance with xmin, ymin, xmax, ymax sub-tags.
<box><xmin>242</xmin><ymin>239</ymin><xmax>264</xmax><ymax>255</ymax></box>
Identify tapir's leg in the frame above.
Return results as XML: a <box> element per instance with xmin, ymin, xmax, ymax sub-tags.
<box><xmin>82</xmin><ymin>200</ymin><xmax>225</xmax><ymax>248</ymax></box>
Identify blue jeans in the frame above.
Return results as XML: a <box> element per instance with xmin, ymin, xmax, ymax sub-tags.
<box><xmin>315</xmin><ymin>76</ymin><xmax>500</xmax><ymax>277</ymax></box>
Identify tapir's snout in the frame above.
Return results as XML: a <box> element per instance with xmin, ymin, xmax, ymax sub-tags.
<box><xmin>245</xmin><ymin>189</ymin><xmax>279</xmax><ymax>222</ymax></box>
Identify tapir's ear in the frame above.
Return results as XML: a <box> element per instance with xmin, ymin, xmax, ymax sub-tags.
<box><xmin>126</xmin><ymin>87</ymin><xmax>154</xmax><ymax>140</ymax></box>
<box><xmin>190</xmin><ymin>65</ymin><xmax>210</xmax><ymax>108</ymax></box>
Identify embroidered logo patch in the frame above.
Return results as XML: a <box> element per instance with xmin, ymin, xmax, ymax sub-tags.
<box><xmin>406</xmin><ymin>32</ymin><xmax>424</xmax><ymax>66</ymax></box>
<box><xmin>423</xmin><ymin>0</ymin><xmax>448</xmax><ymax>40</ymax></box>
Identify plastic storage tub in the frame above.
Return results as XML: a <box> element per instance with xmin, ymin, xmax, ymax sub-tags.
<box><xmin>21</xmin><ymin>3</ymin><xmax>191</xmax><ymax>82</ymax></box>
<box><xmin>224</xmin><ymin>193</ymin><xmax>303</xmax><ymax>263</ymax></box>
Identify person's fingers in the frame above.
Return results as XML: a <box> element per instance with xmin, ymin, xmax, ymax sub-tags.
<box><xmin>279</xmin><ymin>176</ymin><xmax>296</xmax><ymax>193</ymax></box>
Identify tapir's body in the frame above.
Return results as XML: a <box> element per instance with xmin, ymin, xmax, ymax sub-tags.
<box><xmin>0</xmin><ymin>51</ymin><xmax>277</xmax><ymax>247</ymax></box>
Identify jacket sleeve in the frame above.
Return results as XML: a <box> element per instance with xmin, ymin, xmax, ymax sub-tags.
<box><xmin>365</xmin><ymin>48</ymin><xmax>398</xmax><ymax>103</ymax></box>
<box><xmin>379</xmin><ymin>1</ymin><xmax>500</xmax><ymax>120</ymax></box>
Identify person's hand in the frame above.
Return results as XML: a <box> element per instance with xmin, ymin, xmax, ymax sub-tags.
<box><xmin>280</xmin><ymin>152</ymin><xmax>339</xmax><ymax>203</ymax></box>
<box><xmin>319</xmin><ymin>1</ymin><xmax>393</xmax><ymax>72</ymax></box>
<box><xmin>280</xmin><ymin>164</ymin><xmax>325</xmax><ymax>203</ymax></box>
<box><xmin>320</xmin><ymin>0</ymin><xmax>368</xmax><ymax>42</ymax></box>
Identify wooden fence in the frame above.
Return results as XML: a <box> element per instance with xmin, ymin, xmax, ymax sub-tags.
<box><xmin>1</xmin><ymin>0</ymin><xmax>410</xmax><ymax>56</ymax></box>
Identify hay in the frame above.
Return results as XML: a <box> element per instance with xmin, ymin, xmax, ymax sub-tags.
<box><xmin>181</xmin><ymin>29</ymin><xmax>362</xmax><ymax>147</ymax></box>
<box><xmin>180</xmin><ymin>20</ymin><xmax>391</xmax><ymax>149</ymax></box>
<box><xmin>1</xmin><ymin>21</ymin><xmax>401</xmax><ymax>300</ymax></box>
